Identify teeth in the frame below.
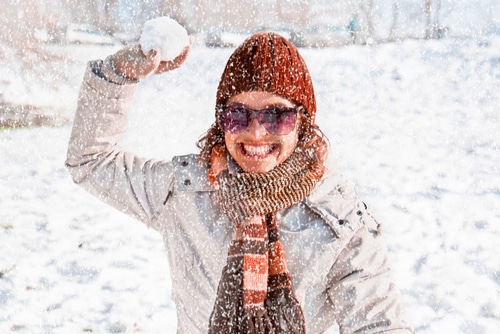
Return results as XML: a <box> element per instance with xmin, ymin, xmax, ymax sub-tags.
<box><xmin>243</xmin><ymin>144</ymin><xmax>273</xmax><ymax>156</ymax></box>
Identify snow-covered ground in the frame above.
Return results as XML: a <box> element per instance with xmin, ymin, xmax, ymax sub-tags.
<box><xmin>1</xmin><ymin>34</ymin><xmax>499</xmax><ymax>333</ymax></box>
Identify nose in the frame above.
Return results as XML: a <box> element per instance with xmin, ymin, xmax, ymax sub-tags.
<box><xmin>245</xmin><ymin>118</ymin><xmax>267</xmax><ymax>138</ymax></box>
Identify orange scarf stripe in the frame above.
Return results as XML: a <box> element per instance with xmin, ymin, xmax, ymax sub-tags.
<box><xmin>243</xmin><ymin>254</ymin><xmax>269</xmax><ymax>274</ymax></box>
<box><xmin>268</xmin><ymin>272</ymin><xmax>294</xmax><ymax>292</ymax></box>
<box><xmin>268</xmin><ymin>242</ymin><xmax>288</xmax><ymax>276</ymax></box>
<box><xmin>243</xmin><ymin>289</ymin><xmax>268</xmax><ymax>306</ymax></box>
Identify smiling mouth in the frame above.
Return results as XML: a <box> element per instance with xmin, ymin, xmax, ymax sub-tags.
<box><xmin>240</xmin><ymin>144</ymin><xmax>278</xmax><ymax>157</ymax></box>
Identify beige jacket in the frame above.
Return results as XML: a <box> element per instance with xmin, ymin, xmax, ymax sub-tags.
<box><xmin>66</xmin><ymin>60</ymin><xmax>414</xmax><ymax>334</ymax></box>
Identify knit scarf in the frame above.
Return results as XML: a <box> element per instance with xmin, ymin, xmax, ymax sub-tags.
<box><xmin>208</xmin><ymin>152</ymin><xmax>319</xmax><ymax>333</ymax></box>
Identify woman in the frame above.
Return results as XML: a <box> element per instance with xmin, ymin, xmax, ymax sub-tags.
<box><xmin>66</xmin><ymin>32</ymin><xmax>414</xmax><ymax>333</ymax></box>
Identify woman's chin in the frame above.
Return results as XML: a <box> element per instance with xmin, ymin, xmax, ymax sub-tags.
<box><xmin>235</xmin><ymin>155</ymin><xmax>279</xmax><ymax>173</ymax></box>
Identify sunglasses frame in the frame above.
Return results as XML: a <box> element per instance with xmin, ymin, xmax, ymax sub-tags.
<box><xmin>216</xmin><ymin>103</ymin><xmax>303</xmax><ymax>136</ymax></box>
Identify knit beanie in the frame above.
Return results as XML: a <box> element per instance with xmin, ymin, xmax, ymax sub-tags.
<box><xmin>216</xmin><ymin>32</ymin><xmax>317</xmax><ymax>120</ymax></box>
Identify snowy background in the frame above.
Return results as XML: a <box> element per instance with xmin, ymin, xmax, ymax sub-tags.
<box><xmin>1</xmin><ymin>5</ymin><xmax>500</xmax><ymax>334</ymax></box>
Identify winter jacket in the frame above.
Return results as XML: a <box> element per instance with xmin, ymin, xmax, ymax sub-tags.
<box><xmin>65</xmin><ymin>60</ymin><xmax>414</xmax><ymax>334</ymax></box>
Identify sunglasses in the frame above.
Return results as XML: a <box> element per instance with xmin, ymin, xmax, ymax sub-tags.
<box><xmin>217</xmin><ymin>103</ymin><xmax>302</xmax><ymax>135</ymax></box>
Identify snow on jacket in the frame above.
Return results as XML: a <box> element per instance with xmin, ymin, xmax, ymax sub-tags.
<box><xmin>65</xmin><ymin>60</ymin><xmax>414</xmax><ymax>334</ymax></box>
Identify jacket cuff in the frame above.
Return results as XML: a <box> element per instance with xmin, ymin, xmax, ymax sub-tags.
<box><xmin>101</xmin><ymin>55</ymin><xmax>140</xmax><ymax>85</ymax></box>
<box><xmin>86</xmin><ymin>60</ymin><xmax>138</xmax><ymax>100</ymax></box>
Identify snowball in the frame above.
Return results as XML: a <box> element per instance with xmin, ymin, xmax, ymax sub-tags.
<box><xmin>139</xmin><ymin>17</ymin><xmax>189</xmax><ymax>61</ymax></box>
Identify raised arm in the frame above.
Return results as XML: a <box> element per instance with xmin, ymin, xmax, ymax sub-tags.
<box><xmin>65</xmin><ymin>44</ymin><xmax>190</xmax><ymax>227</ymax></box>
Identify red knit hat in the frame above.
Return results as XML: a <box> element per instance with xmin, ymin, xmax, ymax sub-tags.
<box><xmin>216</xmin><ymin>32</ymin><xmax>317</xmax><ymax>120</ymax></box>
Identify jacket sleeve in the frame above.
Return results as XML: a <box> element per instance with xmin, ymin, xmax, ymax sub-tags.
<box><xmin>327</xmin><ymin>223</ymin><xmax>414</xmax><ymax>334</ymax></box>
<box><xmin>65</xmin><ymin>60</ymin><xmax>174</xmax><ymax>228</ymax></box>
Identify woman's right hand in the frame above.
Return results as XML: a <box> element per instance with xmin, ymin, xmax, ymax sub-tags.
<box><xmin>111</xmin><ymin>42</ymin><xmax>191</xmax><ymax>80</ymax></box>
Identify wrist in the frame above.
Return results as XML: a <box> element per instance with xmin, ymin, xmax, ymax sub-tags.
<box><xmin>102</xmin><ymin>55</ymin><xmax>139</xmax><ymax>85</ymax></box>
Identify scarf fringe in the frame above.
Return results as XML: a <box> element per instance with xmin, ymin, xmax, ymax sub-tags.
<box><xmin>266</xmin><ymin>288</ymin><xmax>306</xmax><ymax>333</ymax></box>
<box><xmin>245</xmin><ymin>305</ymin><xmax>273</xmax><ymax>334</ymax></box>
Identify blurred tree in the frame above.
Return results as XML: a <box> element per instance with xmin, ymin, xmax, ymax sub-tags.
<box><xmin>64</xmin><ymin>0</ymin><xmax>118</xmax><ymax>34</ymax></box>
<box><xmin>0</xmin><ymin>0</ymin><xmax>66</xmax><ymax>57</ymax></box>
<box><xmin>424</xmin><ymin>0</ymin><xmax>444</xmax><ymax>39</ymax></box>
<box><xmin>101</xmin><ymin>0</ymin><xmax>118</xmax><ymax>35</ymax></box>
<box><xmin>359</xmin><ymin>0</ymin><xmax>375</xmax><ymax>40</ymax></box>
<box><xmin>389</xmin><ymin>0</ymin><xmax>401</xmax><ymax>41</ymax></box>
<box><xmin>158</xmin><ymin>0</ymin><xmax>188</xmax><ymax>30</ymax></box>
<box><xmin>0</xmin><ymin>0</ymin><xmax>67</xmax><ymax>117</ymax></box>
<box><xmin>424</xmin><ymin>0</ymin><xmax>433</xmax><ymax>38</ymax></box>
<box><xmin>277</xmin><ymin>0</ymin><xmax>310</xmax><ymax>28</ymax></box>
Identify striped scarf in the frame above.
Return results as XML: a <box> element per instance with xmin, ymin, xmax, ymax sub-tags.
<box><xmin>208</xmin><ymin>153</ymin><xmax>319</xmax><ymax>333</ymax></box>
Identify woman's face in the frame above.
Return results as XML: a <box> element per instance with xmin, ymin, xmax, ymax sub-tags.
<box><xmin>224</xmin><ymin>91</ymin><xmax>300</xmax><ymax>173</ymax></box>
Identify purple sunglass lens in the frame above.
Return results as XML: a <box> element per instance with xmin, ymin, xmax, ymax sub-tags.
<box><xmin>219</xmin><ymin>104</ymin><xmax>298</xmax><ymax>135</ymax></box>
